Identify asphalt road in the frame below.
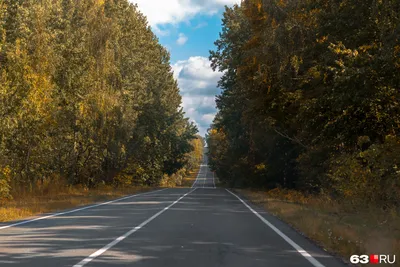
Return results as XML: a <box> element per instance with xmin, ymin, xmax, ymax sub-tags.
<box><xmin>191</xmin><ymin>154</ymin><xmax>216</xmax><ymax>189</ymax></box>
<box><xmin>0</xmin><ymin>155</ymin><xmax>348</xmax><ymax>267</ymax></box>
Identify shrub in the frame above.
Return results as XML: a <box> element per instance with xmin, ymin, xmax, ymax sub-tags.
<box><xmin>0</xmin><ymin>166</ymin><xmax>12</xmax><ymax>201</ymax></box>
<box><xmin>327</xmin><ymin>135</ymin><xmax>400</xmax><ymax>207</ymax></box>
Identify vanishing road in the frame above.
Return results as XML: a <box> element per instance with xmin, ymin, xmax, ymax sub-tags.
<box><xmin>0</xmin><ymin>154</ymin><xmax>347</xmax><ymax>267</ymax></box>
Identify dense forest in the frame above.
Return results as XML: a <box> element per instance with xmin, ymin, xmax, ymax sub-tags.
<box><xmin>207</xmin><ymin>0</ymin><xmax>400</xmax><ymax>206</ymax></box>
<box><xmin>0</xmin><ymin>0</ymin><xmax>200</xmax><ymax>199</ymax></box>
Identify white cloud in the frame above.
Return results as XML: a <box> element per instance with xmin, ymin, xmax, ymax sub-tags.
<box><xmin>172</xmin><ymin>56</ymin><xmax>223</xmax><ymax>136</ymax></box>
<box><xmin>193</xmin><ymin>21</ymin><xmax>208</xmax><ymax>29</ymax></box>
<box><xmin>127</xmin><ymin>1</ymin><xmax>239</xmax><ymax>135</ymax></box>
<box><xmin>201</xmin><ymin>113</ymin><xmax>215</xmax><ymax>124</ymax></box>
<box><xmin>176</xmin><ymin>33</ymin><xmax>188</xmax><ymax>45</ymax></box>
<box><xmin>153</xmin><ymin>27</ymin><xmax>171</xmax><ymax>37</ymax></box>
<box><xmin>130</xmin><ymin>0</ymin><xmax>241</xmax><ymax>27</ymax></box>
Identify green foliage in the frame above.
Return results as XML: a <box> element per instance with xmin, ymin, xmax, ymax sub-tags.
<box><xmin>185</xmin><ymin>135</ymin><xmax>204</xmax><ymax>171</ymax></box>
<box><xmin>208</xmin><ymin>0</ymin><xmax>400</xmax><ymax>206</ymax></box>
<box><xmin>328</xmin><ymin>135</ymin><xmax>400</xmax><ymax>206</ymax></box>
<box><xmin>0</xmin><ymin>0</ymin><xmax>197</xmax><ymax>193</ymax></box>
<box><xmin>0</xmin><ymin>166</ymin><xmax>12</xmax><ymax>201</ymax></box>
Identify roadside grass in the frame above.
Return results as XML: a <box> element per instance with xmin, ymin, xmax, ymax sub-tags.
<box><xmin>180</xmin><ymin>167</ymin><xmax>199</xmax><ymax>187</ymax></box>
<box><xmin>0</xmin><ymin>183</ymin><xmax>157</xmax><ymax>223</ymax></box>
<box><xmin>0</xmin><ymin>164</ymin><xmax>203</xmax><ymax>223</ymax></box>
<box><xmin>0</xmin><ymin>164</ymin><xmax>204</xmax><ymax>223</ymax></box>
<box><xmin>236</xmin><ymin>188</ymin><xmax>400</xmax><ymax>266</ymax></box>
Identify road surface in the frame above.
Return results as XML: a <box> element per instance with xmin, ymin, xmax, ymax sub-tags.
<box><xmin>0</xmin><ymin>155</ymin><xmax>347</xmax><ymax>267</ymax></box>
<box><xmin>191</xmin><ymin>154</ymin><xmax>216</xmax><ymax>189</ymax></box>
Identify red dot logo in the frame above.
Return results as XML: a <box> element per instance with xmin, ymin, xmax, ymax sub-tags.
<box><xmin>370</xmin><ymin>254</ymin><xmax>379</xmax><ymax>264</ymax></box>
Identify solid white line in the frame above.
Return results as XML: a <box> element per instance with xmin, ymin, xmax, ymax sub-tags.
<box><xmin>226</xmin><ymin>189</ymin><xmax>325</xmax><ymax>267</ymax></box>
<box><xmin>192</xmin><ymin>158</ymin><xmax>205</xmax><ymax>188</ymax></box>
<box><xmin>191</xmin><ymin>165</ymin><xmax>202</xmax><ymax>188</ymax></box>
<box><xmin>73</xmin><ymin>188</ymin><xmax>197</xmax><ymax>267</ymax></box>
<box><xmin>0</xmin><ymin>188</ymin><xmax>168</xmax><ymax>231</ymax></box>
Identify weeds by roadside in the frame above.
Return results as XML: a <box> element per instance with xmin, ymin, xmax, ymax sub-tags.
<box><xmin>180</xmin><ymin>167</ymin><xmax>200</xmax><ymax>187</ymax></box>
<box><xmin>0</xmin><ymin>163</ymin><xmax>203</xmax><ymax>223</ymax></box>
<box><xmin>0</xmin><ymin>183</ymin><xmax>156</xmax><ymax>223</ymax></box>
<box><xmin>237</xmin><ymin>188</ymin><xmax>400</xmax><ymax>267</ymax></box>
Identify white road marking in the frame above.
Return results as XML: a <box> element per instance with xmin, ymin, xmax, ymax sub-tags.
<box><xmin>202</xmin><ymin>170</ymin><xmax>206</xmax><ymax>188</ymax></box>
<box><xmin>73</xmin><ymin>188</ymin><xmax>197</xmax><ymax>267</ymax></box>
<box><xmin>191</xmin><ymin>165</ymin><xmax>202</xmax><ymax>188</ymax></box>
<box><xmin>226</xmin><ymin>189</ymin><xmax>325</xmax><ymax>267</ymax></box>
<box><xmin>192</xmin><ymin>157</ymin><xmax>207</xmax><ymax>188</ymax></box>
<box><xmin>0</xmin><ymin>188</ymin><xmax>168</xmax><ymax>231</ymax></box>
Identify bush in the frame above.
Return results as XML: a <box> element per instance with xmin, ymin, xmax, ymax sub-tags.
<box><xmin>0</xmin><ymin>166</ymin><xmax>12</xmax><ymax>201</ymax></box>
<box><xmin>327</xmin><ymin>135</ymin><xmax>400</xmax><ymax>207</ymax></box>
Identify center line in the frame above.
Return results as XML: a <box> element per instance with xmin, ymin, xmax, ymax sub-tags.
<box><xmin>73</xmin><ymin>188</ymin><xmax>197</xmax><ymax>267</ymax></box>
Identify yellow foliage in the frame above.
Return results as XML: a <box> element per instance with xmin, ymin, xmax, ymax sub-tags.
<box><xmin>209</xmin><ymin>128</ymin><xmax>219</xmax><ymax>135</ymax></box>
<box><xmin>316</xmin><ymin>35</ymin><xmax>328</xmax><ymax>44</ymax></box>
<box><xmin>0</xmin><ymin>166</ymin><xmax>12</xmax><ymax>201</ymax></box>
<box><xmin>1</xmin><ymin>166</ymin><xmax>11</xmax><ymax>180</ymax></box>
<box><xmin>256</xmin><ymin>1</ymin><xmax>262</xmax><ymax>12</ymax></box>
<box><xmin>277</xmin><ymin>0</ymin><xmax>287</xmax><ymax>8</ymax></box>
<box><xmin>271</xmin><ymin>18</ymin><xmax>278</xmax><ymax>29</ymax></box>
<box><xmin>255</xmin><ymin>163</ymin><xmax>266</xmax><ymax>171</ymax></box>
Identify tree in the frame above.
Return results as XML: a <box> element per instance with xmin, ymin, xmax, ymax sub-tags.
<box><xmin>208</xmin><ymin>0</ymin><xmax>400</xmax><ymax>205</ymax></box>
<box><xmin>0</xmin><ymin>0</ymin><xmax>198</xmax><ymax>193</ymax></box>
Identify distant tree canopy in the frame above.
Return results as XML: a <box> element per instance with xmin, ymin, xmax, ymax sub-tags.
<box><xmin>207</xmin><ymin>0</ymin><xmax>400</xmax><ymax>206</ymax></box>
<box><xmin>0</xmin><ymin>0</ymin><xmax>198</xmax><ymax>197</ymax></box>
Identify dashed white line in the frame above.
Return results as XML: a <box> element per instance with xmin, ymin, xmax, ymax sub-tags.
<box><xmin>226</xmin><ymin>189</ymin><xmax>325</xmax><ymax>267</ymax></box>
<box><xmin>202</xmin><ymin>169</ymin><xmax>206</xmax><ymax>188</ymax></box>
<box><xmin>0</xmin><ymin>188</ymin><xmax>168</xmax><ymax>231</ymax></box>
<box><xmin>73</xmin><ymin>188</ymin><xmax>197</xmax><ymax>267</ymax></box>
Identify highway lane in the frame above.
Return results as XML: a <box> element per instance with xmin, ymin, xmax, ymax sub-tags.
<box><xmin>191</xmin><ymin>152</ymin><xmax>216</xmax><ymax>189</ymax></box>
<box><xmin>0</xmin><ymin>155</ymin><xmax>347</xmax><ymax>267</ymax></box>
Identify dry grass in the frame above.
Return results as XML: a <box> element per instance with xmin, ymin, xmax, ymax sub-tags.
<box><xmin>237</xmin><ymin>188</ymin><xmax>400</xmax><ymax>267</ymax></box>
<box><xmin>0</xmin><ymin>165</ymin><xmax>202</xmax><ymax>223</ymax></box>
<box><xmin>180</xmin><ymin>167</ymin><xmax>200</xmax><ymax>187</ymax></box>
<box><xmin>0</xmin><ymin>183</ymin><xmax>157</xmax><ymax>223</ymax></box>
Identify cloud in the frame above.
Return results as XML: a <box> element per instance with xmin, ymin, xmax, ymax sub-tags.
<box><xmin>193</xmin><ymin>21</ymin><xmax>208</xmax><ymax>29</ymax></box>
<box><xmin>172</xmin><ymin>56</ymin><xmax>223</xmax><ymax>136</ymax></box>
<box><xmin>127</xmin><ymin>1</ymin><xmax>239</xmax><ymax>135</ymax></box>
<box><xmin>176</xmin><ymin>33</ymin><xmax>188</xmax><ymax>46</ymax></box>
<box><xmin>153</xmin><ymin>27</ymin><xmax>171</xmax><ymax>37</ymax></box>
<box><xmin>130</xmin><ymin>0</ymin><xmax>241</xmax><ymax>27</ymax></box>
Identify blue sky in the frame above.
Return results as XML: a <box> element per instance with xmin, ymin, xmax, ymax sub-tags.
<box><xmin>130</xmin><ymin>0</ymin><xmax>241</xmax><ymax>136</ymax></box>
<box><xmin>157</xmin><ymin>14</ymin><xmax>223</xmax><ymax>63</ymax></box>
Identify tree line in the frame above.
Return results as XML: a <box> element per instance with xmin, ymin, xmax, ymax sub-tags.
<box><xmin>0</xmin><ymin>0</ymin><xmax>199</xmax><ymax>199</ymax></box>
<box><xmin>207</xmin><ymin>0</ymin><xmax>400</xmax><ymax>206</ymax></box>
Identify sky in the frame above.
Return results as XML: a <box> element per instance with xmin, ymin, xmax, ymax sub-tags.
<box><xmin>129</xmin><ymin>0</ymin><xmax>241</xmax><ymax>136</ymax></box>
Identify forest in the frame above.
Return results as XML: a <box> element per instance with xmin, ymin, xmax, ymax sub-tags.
<box><xmin>0</xmin><ymin>0</ymin><xmax>201</xmax><ymax>200</ymax></box>
<box><xmin>207</xmin><ymin>0</ymin><xmax>400</xmax><ymax>207</ymax></box>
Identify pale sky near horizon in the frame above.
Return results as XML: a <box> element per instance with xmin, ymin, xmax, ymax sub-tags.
<box><xmin>129</xmin><ymin>0</ymin><xmax>241</xmax><ymax>136</ymax></box>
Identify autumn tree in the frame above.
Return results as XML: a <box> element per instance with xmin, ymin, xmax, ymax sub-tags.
<box><xmin>208</xmin><ymin>0</ymin><xmax>400</xmax><ymax>206</ymax></box>
<box><xmin>0</xmin><ymin>0</ymin><xmax>198</xmax><ymax>195</ymax></box>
